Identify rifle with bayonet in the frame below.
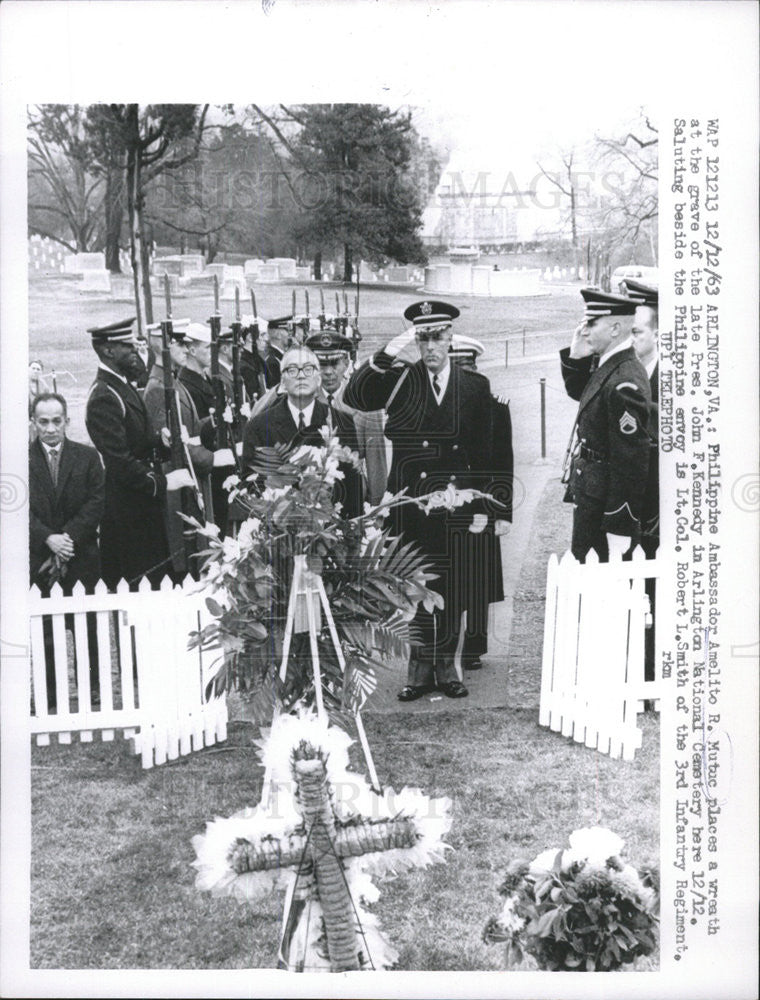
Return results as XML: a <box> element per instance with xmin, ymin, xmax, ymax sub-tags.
<box><xmin>231</xmin><ymin>287</ymin><xmax>244</xmax><ymax>435</ymax></box>
<box><xmin>319</xmin><ymin>288</ymin><xmax>327</xmax><ymax>330</ymax></box>
<box><xmin>161</xmin><ymin>274</ymin><xmax>204</xmax><ymax>572</ymax></box>
<box><xmin>208</xmin><ymin>274</ymin><xmax>228</xmax><ymax>451</ymax></box>
<box><xmin>249</xmin><ymin>290</ymin><xmax>267</xmax><ymax>398</ymax></box>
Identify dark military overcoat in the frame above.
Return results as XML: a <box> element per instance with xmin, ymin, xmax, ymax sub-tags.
<box><xmin>85</xmin><ymin>368</ymin><xmax>169</xmax><ymax>588</ymax></box>
<box><xmin>344</xmin><ymin>352</ymin><xmax>493</xmax><ymax>649</ymax></box>
<box><xmin>559</xmin><ymin>345</ymin><xmax>652</xmax><ymax>561</ymax></box>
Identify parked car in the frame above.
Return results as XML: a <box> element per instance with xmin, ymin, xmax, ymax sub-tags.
<box><xmin>611</xmin><ymin>265</ymin><xmax>659</xmax><ymax>291</ymax></box>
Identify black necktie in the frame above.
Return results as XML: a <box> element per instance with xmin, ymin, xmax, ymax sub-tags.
<box><xmin>48</xmin><ymin>447</ymin><xmax>59</xmax><ymax>486</ymax></box>
<box><xmin>432</xmin><ymin>374</ymin><xmax>441</xmax><ymax>399</ymax></box>
<box><xmin>590</xmin><ymin>356</ymin><xmax>599</xmax><ymax>374</ymax></box>
<box><xmin>327</xmin><ymin>393</ymin><xmax>334</xmax><ymax>409</ymax></box>
<box><xmin>298</xmin><ymin>411</ymin><xmax>305</xmax><ymax>432</ymax></box>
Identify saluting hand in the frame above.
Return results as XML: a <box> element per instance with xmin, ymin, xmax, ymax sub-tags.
<box><xmin>569</xmin><ymin>321</ymin><xmax>595</xmax><ymax>359</ymax></box>
<box><xmin>385</xmin><ymin>329</ymin><xmax>418</xmax><ymax>364</ymax></box>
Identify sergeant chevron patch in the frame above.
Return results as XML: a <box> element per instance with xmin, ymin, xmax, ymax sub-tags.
<box><xmin>619</xmin><ymin>410</ymin><xmax>637</xmax><ymax>434</ymax></box>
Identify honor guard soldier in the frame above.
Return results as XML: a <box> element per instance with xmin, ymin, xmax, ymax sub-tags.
<box><xmin>178</xmin><ymin>323</ymin><xmax>216</xmax><ymax>419</ymax></box>
<box><xmin>622</xmin><ymin>278</ymin><xmax>659</xmax><ymax>691</ymax></box>
<box><xmin>144</xmin><ymin>321</ymin><xmax>234</xmax><ymax>576</ymax></box>
<box><xmin>344</xmin><ymin>300</ymin><xmax>494</xmax><ymax>701</ymax></box>
<box><xmin>560</xmin><ymin>288</ymin><xmax>652</xmax><ymax>563</ymax></box>
<box><xmin>263</xmin><ymin>317</ymin><xmax>292</xmax><ymax>388</ymax></box>
<box><xmin>85</xmin><ymin>318</ymin><xmax>193</xmax><ymax>589</ymax></box>
<box><xmin>239</xmin><ymin>315</ymin><xmax>268</xmax><ymax>401</ymax></box>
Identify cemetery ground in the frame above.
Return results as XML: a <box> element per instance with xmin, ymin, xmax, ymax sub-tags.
<box><xmin>27</xmin><ymin>279</ymin><xmax>659</xmax><ymax>969</ymax></box>
<box><xmin>30</xmin><ymin>478</ymin><xmax>659</xmax><ymax>970</ymax></box>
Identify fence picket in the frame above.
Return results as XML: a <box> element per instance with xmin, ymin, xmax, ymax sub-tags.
<box><xmin>29</xmin><ymin>575</ymin><xmax>227</xmax><ymax>768</ymax></box>
<box><xmin>539</xmin><ymin>549</ymin><xmax>661</xmax><ymax>761</ymax></box>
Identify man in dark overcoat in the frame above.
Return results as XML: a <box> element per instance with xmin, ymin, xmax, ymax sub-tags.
<box><xmin>85</xmin><ymin>318</ymin><xmax>194</xmax><ymax>589</ymax></box>
<box><xmin>344</xmin><ymin>301</ymin><xmax>493</xmax><ymax>701</ymax></box>
<box><xmin>239</xmin><ymin>316</ymin><xmax>268</xmax><ymax>402</ymax></box>
<box><xmin>560</xmin><ymin>288</ymin><xmax>652</xmax><ymax>563</ymax></box>
<box><xmin>29</xmin><ymin>392</ymin><xmax>105</xmax><ymax>708</ymax></box>
<box><xmin>262</xmin><ymin>319</ymin><xmax>291</xmax><ymax>388</ymax></box>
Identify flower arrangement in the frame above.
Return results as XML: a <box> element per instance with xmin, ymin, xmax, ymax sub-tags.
<box><xmin>187</xmin><ymin>428</ymin><xmax>487</xmax><ymax>724</ymax></box>
<box><xmin>192</xmin><ymin>710</ymin><xmax>451</xmax><ymax>971</ymax></box>
<box><xmin>483</xmin><ymin>827</ymin><xmax>659</xmax><ymax>971</ymax></box>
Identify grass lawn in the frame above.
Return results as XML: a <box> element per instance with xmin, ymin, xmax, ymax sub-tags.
<box><xmin>28</xmin><ymin>277</ymin><xmax>658</xmax><ymax>970</ymax></box>
<box><xmin>30</xmin><ymin>476</ymin><xmax>659</xmax><ymax>971</ymax></box>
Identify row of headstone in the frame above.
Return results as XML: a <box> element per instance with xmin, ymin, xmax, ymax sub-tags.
<box><xmin>424</xmin><ymin>263</ymin><xmax>544</xmax><ymax>298</ymax></box>
<box><xmin>542</xmin><ymin>265</ymin><xmax>585</xmax><ymax>282</ymax></box>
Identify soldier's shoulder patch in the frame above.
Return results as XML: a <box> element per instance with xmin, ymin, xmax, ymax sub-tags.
<box><xmin>615</xmin><ymin>381</ymin><xmax>643</xmax><ymax>392</ymax></box>
<box><xmin>619</xmin><ymin>410</ymin><xmax>638</xmax><ymax>434</ymax></box>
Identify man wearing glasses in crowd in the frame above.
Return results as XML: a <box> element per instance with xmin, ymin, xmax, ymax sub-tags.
<box><xmin>344</xmin><ymin>300</ymin><xmax>494</xmax><ymax>702</ymax></box>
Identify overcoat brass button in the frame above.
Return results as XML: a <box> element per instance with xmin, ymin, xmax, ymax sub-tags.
<box><xmin>422</xmin><ymin>440</ymin><xmax>428</xmax><ymax>447</ymax></box>
<box><xmin>420</xmin><ymin>471</ymin><xmax>427</xmax><ymax>479</ymax></box>
<box><xmin>449</xmin><ymin>475</ymin><xmax>456</xmax><ymax>482</ymax></box>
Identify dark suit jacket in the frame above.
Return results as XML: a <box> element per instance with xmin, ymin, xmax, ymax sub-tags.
<box><xmin>241</xmin><ymin>396</ymin><xmax>363</xmax><ymax>517</ymax></box>
<box><xmin>240</xmin><ymin>347</ymin><xmax>267</xmax><ymax>400</ymax></box>
<box><xmin>29</xmin><ymin>438</ymin><xmax>105</xmax><ymax>591</ymax></box>
<box><xmin>642</xmin><ymin>363</ymin><xmax>659</xmax><ymax>552</ymax></box>
<box><xmin>85</xmin><ymin>367</ymin><xmax>169</xmax><ymax>587</ymax></box>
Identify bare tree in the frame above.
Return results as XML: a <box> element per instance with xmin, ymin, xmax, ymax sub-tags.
<box><xmin>536</xmin><ymin>149</ymin><xmax>579</xmax><ymax>248</ymax></box>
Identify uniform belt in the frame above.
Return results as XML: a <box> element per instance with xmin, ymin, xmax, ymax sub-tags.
<box><xmin>579</xmin><ymin>443</ymin><xmax>608</xmax><ymax>462</ymax></box>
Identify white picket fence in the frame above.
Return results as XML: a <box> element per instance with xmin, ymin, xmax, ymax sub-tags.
<box><xmin>29</xmin><ymin>576</ymin><xmax>227</xmax><ymax>768</ymax></box>
<box><xmin>540</xmin><ymin>546</ymin><xmax>663</xmax><ymax>761</ymax></box>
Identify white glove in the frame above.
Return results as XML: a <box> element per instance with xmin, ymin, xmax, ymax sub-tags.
<box><xmin>385</xmin><ymin>329</ymin><xmax>418</xmax><ymax>362</ymax></box>
<box><xmin>235</xmin><ymin>441</ymin><xmax>244</xmax><ymax>456</ymax></box>
<box><xmin>186</xmin><ymin>436</ymin><xmax>201</xmax><ymax>446</ymax></box>
<box><xmin>494</xmin><ymin>519</ymin><xmax>510</xmax><ymax>536</ymax></box>
<box><xmin>165</xmin><ymin>468</ymin><xmax>195</xmax><ymax>491</ymax></box>
<box><xmin>606</xmin><ymin>533</ymin><xmax>630</xmax><ymax>558</ymax></box>
<box><xmin>469</xmin><ymin>513</ymin><xmax>488</xmax><ymax>534</ymax></box>
<box><xmin>212</xmin><ymin>448</ymin><xmax>235</xmax><ymax>467</ymax></box>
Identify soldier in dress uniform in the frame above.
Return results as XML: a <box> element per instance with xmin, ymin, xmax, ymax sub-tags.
<box><xmin>178</xmin><ymin>323</ymin><xmax>215</xmax><ymax>420</ymax></box>
<box><xmin>263</xmin><ymin>318</ymin><xmax>292</xmax><ymax>388</ymax></box>
<box><xmin>85</xmin><ymin>318</ymin><xmax>193</xmax><ymax>589</ymax></box>
<box><xmin>344</xmin><ymin>300</ymin><xmax>494</xmax><ymax>701</ymax></box>
<box><xmin>559</xmin><ymin>288</ymin><xmax>652</xmax><ymax>563</ymax></box>
<box><xmin>447</xmin><ymin>335</ymin><xmax>513</xmax><ymax>672</ymax></box>
<box><xmin>239</xmin><ymin>315</ymin><xmax>268</xmax><ymax>401</ymax></box>
<box><xmin>622</xmin><ymin>278</ymin><xmax>660</xmax><ymax>689</ymax></box>
<box><xmin>143</xmin><ymin>321</ymin><xmax>234</xmax><ymax>576</ymax></box>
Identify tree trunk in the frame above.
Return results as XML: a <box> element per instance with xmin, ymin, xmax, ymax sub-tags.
<box><xmin>126</xmin><ymin>107</ymin><xmax>153</xmax><ymax>332</ymax></box>
<box><xmin>343</xmin><ymin>243</ymin><xmax>352</xmax><ymax>283</ymax></box>
<box><xmin>569</xmin><ymin>185</ymin><xmax>578</xmax><ymax>249</ymax></box>
<box><xmin>104</xmin><ymin>162</ymin><xmax>124</xmax><ymax>273</ymax></box>
<box><xmin>314</xmin><ymin>250</ymin><xmax>322</xmax><ymax>282</ymax></box>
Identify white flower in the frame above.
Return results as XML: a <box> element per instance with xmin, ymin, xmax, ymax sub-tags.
<box><xmin>222</xmin><ymin>474</ymin><xmax>240</xmax><ymax>493</ymax></box>
<box><xmin>498</xmin><ymin>894</ymin><xmax>526</xmax><ymax>934</ymax></box>
<box><xmin>237</xmin><ymin>517</ymin><xmax>262</xmax><ymax>554</ymax></box>
<box><xmin>563</xmin><ymin>827</ymin><xmax>625</xmax><ymax>871</ymax></box>
<box><xmin>261</xmin><ymin>485</ymin><xmax>291</xmax><ymax>502</ymax></box>
<box><xmin>222</xmin><ymin>404</ymin><xmax>233</xmax><ymax>424</ymax></box>
<box><xmin>197</xmin><ymin>521</ymin><xmax>221</xmax><ymax>538</ymax></box>
<box><xmin>529</xmin><ymin>847</ymin><xmax>561</xmax><ymax>874</ymax></box>
<box><xmin>221</xmin><ymin>536</ymin><xmax>241</xmax><ymax>565</ymax></box>
<box><xmin>239</xmin><ymin>400</ymin><xmax>251</xmax><ymax>419</ymax></box>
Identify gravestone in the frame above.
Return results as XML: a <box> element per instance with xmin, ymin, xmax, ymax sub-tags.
<box><xmin>387</xmin><ymin>265</ymin><xmax>410</xmax><ymax>283</ymax></box>
<box><xmin>257</xmin><ymin>262</ymin><xmax>280</xmax><ymax>283</ymax></box>
<box><xmin>179</xmin><ymin>255</ymin><xmax>204</xmax><ymax>276</ymax></box>
<box><xmin>244</xmin><ymin>259</ymin><xmax>264</xmax><ymax>276</ymax></box>
<box><xmin>270</xmin><ymin>257</ymin><xmax>297</xmax><ymax>279</ymax></box>
<box><xmin>295</xmin><ymin>265</ymin><xmax>311</xmax><ymax>282</ymax></box>
<box><xmin>80</xmin><ymin>270</ymin><xmax>112</xmax><ymax>292</ymax></box>
<box><xmin>63</xmin><ymin>252</ymin><xmax>106</xmax><ymax>275</ymax></box>
<box><xmin>220</xmin><ymin>277</ymin><xmax>247</xmax><ymax>301</ymax></box>
<box><xmin>449</xmin><ymin>260</ymin><xmax>473</xmax><ymax>294</ymax></box>
<box><xmin>205</xmin><ymin>263</ymin><xmax>228</xmax><ymax>283</ymax></box>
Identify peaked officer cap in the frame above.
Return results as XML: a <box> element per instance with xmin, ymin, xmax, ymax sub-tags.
<box><xmin>620</xmin><ymin>278</ymin><xmax>659</xmax><ymax>307</ymax></box>
<box><xmin>184</xmin><ymin>322</ymin><xmax>212</xmax><ymax>344</ymax></box>
<box><xmin>403</xmin><ymin>300</ymin><xmax>460</xmax><ymax>329</ymax></box>
<box><xmin>580</xmin><ymin>287</ymin><xmax>637</xmax><ymax>320</ymax></box>
<box><xmin>449</xmin><ymin>334</ymin><xmax>484</xmax><ymax>360</ymax></box>
<box><xmin>305</xmin><ymin>330</ymin><xmax>353</xmax><ymax>355</ymax></box>
<box><xmin>88</xmin><ymin>317</ymin><xmax>136</xmax><ymax>344</ymax></box>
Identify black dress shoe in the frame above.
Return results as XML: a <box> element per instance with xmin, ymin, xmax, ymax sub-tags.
<box><xmin>464</xmin><ymin>658</ymin><xmax>483</xmax><ymax>671</ymax></box>
<box><xmin>437</xmin><ymin>681</ymin><xmax>469</xmax><ymax>698</ymax></box>
<box><xmin>398</xmin><ymin>684</ymin><xmax>435</xmax><ymax>702</ymax></box>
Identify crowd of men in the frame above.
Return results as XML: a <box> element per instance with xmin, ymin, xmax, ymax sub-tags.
<box><xmin>29</xmin><ymin>276</ymin><xmax>658</xmax><ymax>705</ymax></box>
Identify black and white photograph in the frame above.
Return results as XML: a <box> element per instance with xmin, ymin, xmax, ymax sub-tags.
<box><xmin>1</xmin><ymin>2</ymin><xmax>757</xmax><ymax>997</ymax></box>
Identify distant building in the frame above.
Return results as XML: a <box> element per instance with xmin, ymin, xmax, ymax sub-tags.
<box><xmin>421</xmin><ymin>153</ymin><xmax>564</xmax><ymax>252</ymax></box>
